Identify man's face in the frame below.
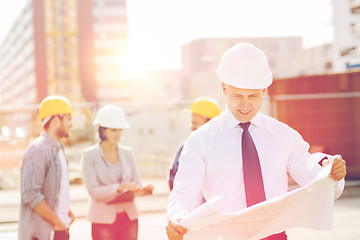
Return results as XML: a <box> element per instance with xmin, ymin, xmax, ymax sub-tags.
<box><xmin>222</xmin><ymin>83</ymin><xmax>265</xmax><ymax>123</ymax></box>
<box><xmin>56</xmin><ymin>114</ymin><xmax>73</xmax><ymax>138</ymax></box>
<box><xmin>190</xmin><ymin>113</ymin><xmax>209</xmax><ymax>131</ymax></box>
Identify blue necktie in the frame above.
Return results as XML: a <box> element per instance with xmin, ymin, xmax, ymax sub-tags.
<box><xmin>240</xmin><ymin>122</ymin><xmax>266</xmax><ymax>207</ymax></box>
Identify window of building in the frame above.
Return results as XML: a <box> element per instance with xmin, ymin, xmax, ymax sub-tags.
<box><xmin>340</xmin><ymin>46</ymin><xmax>356</xmax><ymax>56</ymax></box>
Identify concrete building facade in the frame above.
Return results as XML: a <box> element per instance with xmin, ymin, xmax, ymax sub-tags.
<box><xmin>332</xmin><ymin>0</ymin><xmax>360</xmax><ymax>71</ymax></box>
<box><xmin>0</xmin><ymin>0</ymin><xmax>41</xmax><ymax>106</ymax></box>
<box><xmin>91</xmin><ymin>0</ymin><xmax>131</xmax><ymax>103</ymax></box>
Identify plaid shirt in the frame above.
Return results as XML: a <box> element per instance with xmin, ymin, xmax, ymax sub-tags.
<box><xmin>18</xmin><ymin>132</ymin><xmax>67</xmax><ymax>240</ymax></box>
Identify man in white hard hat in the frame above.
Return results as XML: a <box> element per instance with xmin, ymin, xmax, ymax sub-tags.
<box><xmin>166</xmin><ymin>43</ymin><xmax>347</xmax><ymax>240</ymax></box>
<box><xmin>19</xmin><ymin>95</ymin><xmax>75</xmax><ymax>240</ymax></box>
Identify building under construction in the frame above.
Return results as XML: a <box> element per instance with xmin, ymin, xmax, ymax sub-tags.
<box><xmin>0</xmin><ymin>0</ymin><xmax>130</xmax><ymax>142</ymax></box>
<box><xmin>0</xmin><ymin>0</ymin><xmax>129</xmax><ymax>106</ymax></box>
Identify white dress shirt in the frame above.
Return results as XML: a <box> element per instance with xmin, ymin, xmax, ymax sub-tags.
<box><xmin>167</xmin><ymin>108</ymin><xmax>344</xmax><ymax>220</ymax></box>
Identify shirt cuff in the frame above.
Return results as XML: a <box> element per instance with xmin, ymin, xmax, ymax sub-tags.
<box><xmin>334</xmin><ymin>178</ymin><xmax>345</xmax><ymax>200</ymax></box>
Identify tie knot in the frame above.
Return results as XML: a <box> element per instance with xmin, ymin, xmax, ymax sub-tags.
<box><xmin>239</xmin><ymin>122</ymin><xmax>251</xmax><ymax>131</ymax></box>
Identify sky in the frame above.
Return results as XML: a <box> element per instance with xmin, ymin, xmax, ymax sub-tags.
<box><xmin>0</xmin><ymin>0</ymin><xmax>333</xmax><ymax>71</ymax></box>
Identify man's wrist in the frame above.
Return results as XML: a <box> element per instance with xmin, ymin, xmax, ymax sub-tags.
<box><xmin>117</xmin><ymin>185</ymin><xmax>124</xmax><ymax>193</ymax></box>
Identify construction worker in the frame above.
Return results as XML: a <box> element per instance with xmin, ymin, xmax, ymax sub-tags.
<box><xmin>166</xmin><ymin>43</ymin><xmax>346</xmax><ymax>240</ymax></box>
<box><xmin>19</xmin><ymin>95</ymin><xmax>75</xmax><ymax>240</ymax></box>
<box><xmin>82</xmin><ymin>104</ymin><xmax>154</xmax><ymax>240</ymax></box>
<box><xmin>168</xmin><ymin>97</ymin><xmax>221</xmax><ymax>190</ymax></box>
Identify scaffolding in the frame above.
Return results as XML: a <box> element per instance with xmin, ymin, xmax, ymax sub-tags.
<box><xmin>44</xmin><ymin>0</ymin><xmax>81</xmax><ymax>102</ymax></box>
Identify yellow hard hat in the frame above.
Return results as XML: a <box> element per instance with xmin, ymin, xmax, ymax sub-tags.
<box><xmin>39</xmin><ymin>95</ymin><xmax>72</xmax><ymax>121</ymax></box>
<box><xmin>190</xmin><ymin>97</ymin><xmax>221</xmax><ymax>119</ymax></box>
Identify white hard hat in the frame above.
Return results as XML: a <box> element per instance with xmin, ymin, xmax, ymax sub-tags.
<box><xmin>93</xmin><ymin>104</ymin><xmax>129</xmax><ymax>129</ymax></box>
<box><xmin>216</xmin><ymin>43</ymin><xmax>273</xmax><ymax>89</ymax></box>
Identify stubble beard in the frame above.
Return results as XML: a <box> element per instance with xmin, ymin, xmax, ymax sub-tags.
<box><xmin>57</xmin><ymin>125</ymin><xmax>70</xmax><ymax>139</ymax></box>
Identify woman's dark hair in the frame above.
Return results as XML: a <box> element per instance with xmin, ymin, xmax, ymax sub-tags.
<box><xmin>98</xmin><ymin>126</ymin><xmax>107</xmax><ymax>142</ymax></box>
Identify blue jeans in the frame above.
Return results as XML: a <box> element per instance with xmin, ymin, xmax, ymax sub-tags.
<box><xmin>92</xmin><ymin>213</ymin><xmax>138</xmax><ymax>240</ymax></box>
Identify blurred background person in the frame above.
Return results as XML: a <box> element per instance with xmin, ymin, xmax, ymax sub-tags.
<box><xmin>19</xmin><ymin>95</ymin><xmax>75</xmax><ymax>240</ymax></box>
<box><xmin>168</xmin><ymin>97</ymin><xmax>221</xmax><ymax>190</ymax></box>
<box><xmin>82</xmin><ymin>104</ymin><xmax>154</xmax><ymax>240</ymax></box>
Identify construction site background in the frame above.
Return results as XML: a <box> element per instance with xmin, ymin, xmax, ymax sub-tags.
<box><xmin>0</xmin><ymin>102</ymin><xmax>192</xmax><ymax>189</ymax></box>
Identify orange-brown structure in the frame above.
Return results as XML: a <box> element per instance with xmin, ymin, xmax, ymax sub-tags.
<box><xmin>268</xmin><ymin>71</ymin><xmax>360</xmax><ymax>179</ymax></box>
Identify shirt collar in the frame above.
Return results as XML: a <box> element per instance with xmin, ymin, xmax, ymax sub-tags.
<box><xmin>41</xmin><ymin>132</ymin><xmax>63</xmax><ymax>150</ymax></box>
<box><xmin>98</xmin><ymin>143</ymin><xmax>106</xmax><ymax>159</ymax></box>
<box><xmin>97</xmin><ymin>143</ymin><xmax>119</xmax><ymax>159</ymax></box>
<box><xmin>224</xmin><ymin>106</ymin><xmax>263</xmax><ymax>128</ymax></box>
